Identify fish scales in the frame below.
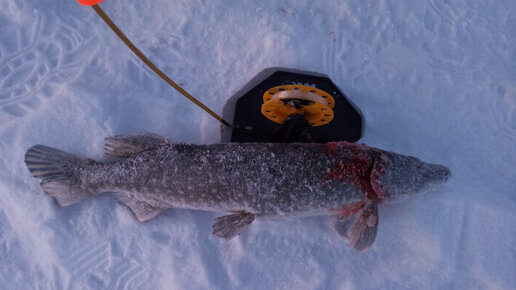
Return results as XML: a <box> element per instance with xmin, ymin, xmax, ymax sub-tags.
<box><xmin>83</xmin><ymin>142</ymin><xmax>366</xmax><ymax>216</ymax></box>
<box><xmin>24</xmin><ymin>133</ymin><xmax>450</xmax><ymax>250</ymax></box>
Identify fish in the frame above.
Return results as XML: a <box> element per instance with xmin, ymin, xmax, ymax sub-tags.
<box><xmin>24</xmin><ymin>133</ymin><xmax>450</xmax><ymax>250</ymax></box>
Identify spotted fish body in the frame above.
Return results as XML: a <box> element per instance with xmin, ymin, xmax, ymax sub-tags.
<box><xmin>24</xmin><ymin>133</ymin><xmax>450</xmax><ymax>250</ymax></box>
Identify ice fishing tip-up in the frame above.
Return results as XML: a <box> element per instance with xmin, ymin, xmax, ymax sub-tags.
<box><xmin>75</xmin><ymin>0</ymin><xmax>232</xmax><ymax>127</ymax></box>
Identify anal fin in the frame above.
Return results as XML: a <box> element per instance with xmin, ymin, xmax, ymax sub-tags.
<box><xmin>212</xmin><ymin>212</ymin><xmax>255</xmax><ymax>240</ymax></box>
<box><xmin>114</xmin><ymin>192</ymin><xmax>166</xmax><ymax>222</ymax></box>
<box><xmin>105</xmin><ymin>133</ymin><xmax>171</xmax><ymax>158</ymax></box>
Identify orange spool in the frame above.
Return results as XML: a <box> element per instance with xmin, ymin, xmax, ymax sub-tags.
<box><xmin>77</xmin><ymin>0</ymin><xmax>105</xmax><ymax>6</ymax></box>
<box><xmin>261</xmin><ymin>85</ymin><xmax>335</xmax><ymax>127</ymax></box>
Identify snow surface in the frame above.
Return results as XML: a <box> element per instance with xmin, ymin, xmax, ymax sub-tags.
<box><xmin>1</xmin><ymin>0</ymin><xmax>515</xmax><ymax>289</ymax></box>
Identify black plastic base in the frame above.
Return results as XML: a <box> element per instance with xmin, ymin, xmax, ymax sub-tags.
<box><xmin>269</xmin><ymin>114</ymin><xmax>314</xmax><ymax>143</ymax></box>
<box><xmin>221</xmin><ymin>67</ymin><xmax>363</xmax><ymax>143</ymax></box>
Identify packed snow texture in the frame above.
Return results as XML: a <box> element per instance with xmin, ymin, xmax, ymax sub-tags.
<box><xmin>1</xmin><ymin>0</ymin><xmax>515</xmax><ymax>289</ymax></box>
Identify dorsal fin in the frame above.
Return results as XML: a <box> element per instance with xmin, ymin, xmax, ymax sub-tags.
<box><xmin>104</xmin><ymin>132</ymin><xmax>171</xmax><ymax>158</ymax></box>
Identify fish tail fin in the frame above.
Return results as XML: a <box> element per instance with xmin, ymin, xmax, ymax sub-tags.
<box><xmin>25</xmin><ymin>145</ymin><xmax>94</xmax><ymax>206</ymax></box>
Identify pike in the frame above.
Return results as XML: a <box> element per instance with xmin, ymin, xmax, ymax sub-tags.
<box><xmin>24</xmin><ymin>133</ymin><xmax>450</xmax><ymax>250</ymax></box>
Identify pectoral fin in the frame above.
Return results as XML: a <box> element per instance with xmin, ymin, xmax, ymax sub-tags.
<box><xmin>347</xmin><ymin>202</ymin><xmax>379</xmax><ymax>251</ymax></box>
<box><xmin>212</xmin><ymin>212</ymin><xmax>255</xmax><ymax>239</ymax></box>
<box><xmin>114</xmin><ymin>192</ymin><xmax>166</xmax><ymax>222</ymax></box>
<box><xmin>333</xmin><ymin>201</ymin><xmax>379</xmax><ymax>251</ymax></box>
<box><xmin>334</xmin><ymin>216</ymin><xmax>355</xmax><ymax>239</ymax></box>
<box><xmin>105</xmin><ymin>133</ymin><xmax>171</xmax><ymax>158</ymax></box>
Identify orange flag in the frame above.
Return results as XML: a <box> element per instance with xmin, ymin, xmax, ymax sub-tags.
<box><xmin>77</xmin><ymin>0</ymin><xmax>105</xmax><ymax>6</ymax></box>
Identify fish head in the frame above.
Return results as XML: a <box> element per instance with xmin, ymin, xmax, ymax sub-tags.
<box><xmin>374</xmin><ymin>151</ymin><xmax>451</xmax><ymax>204</ymax></box>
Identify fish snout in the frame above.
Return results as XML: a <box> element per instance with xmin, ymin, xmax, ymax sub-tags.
<box><xmin>426</xmin><ymin>163</ymin><xmax>451</xmax><ymax>183</ymax></box>
<box><xmin>376</xmin><ymin>152</ymin><xmax>451</xmax><ymax>204</ymax></box>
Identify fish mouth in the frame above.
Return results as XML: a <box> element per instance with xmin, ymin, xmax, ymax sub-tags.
<box><xmin>440</xmin><ymin>165</ymin><xmax>452</xmax><ymax>180</ymax></box>
<box><xmin>425</xmin><ymin>163</ymin><xmax>452</xmax><ymax>185</ymax></box>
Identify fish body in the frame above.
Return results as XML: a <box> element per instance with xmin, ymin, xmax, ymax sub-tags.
<box><xmin>24</xmin><ymin>133</ymin><xmax>450</xmax><ymax>250</ymax></box>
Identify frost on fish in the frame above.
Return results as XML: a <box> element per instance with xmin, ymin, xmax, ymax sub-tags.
<box><xmin>24</xmin><ymin>133</ymin><xmax>450</xmax><ymax>250</ymax></box>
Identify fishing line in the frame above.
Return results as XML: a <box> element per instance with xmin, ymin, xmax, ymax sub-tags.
<box><xmin>91</xmin><ymin>4</ymin><xmax>232</xmax><ymax>128</ymax></box>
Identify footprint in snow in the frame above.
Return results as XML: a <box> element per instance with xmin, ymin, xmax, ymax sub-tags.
<box><xmin>0</xmin><ymin>13</ymin><xmax>95</xmax><ymax>124</ymax></box>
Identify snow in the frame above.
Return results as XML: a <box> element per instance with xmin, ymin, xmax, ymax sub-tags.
<box><xmin>1</xmin><ymin>0</ymin><xmax>515</xmax><ymax>289</ymax></box>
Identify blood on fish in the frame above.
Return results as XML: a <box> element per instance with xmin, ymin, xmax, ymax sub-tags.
<box><xmin>326</xmin><ymin>142</ymin><xmax>340</xmax><ymax>156</ymax></box>
<box><xmin>325</xmin><ymin>142</ymin><xmax>389</xmax><ymax>202</ymax></box>
<box><xmin>370</xmin><ymin>156</ymin><xmax>388</xmax><ymax>200</ymax></box>
<box><xmin>330</xmin><ymin>200</ymin><xmax>365</xmax><ymax>218</ymax></box>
